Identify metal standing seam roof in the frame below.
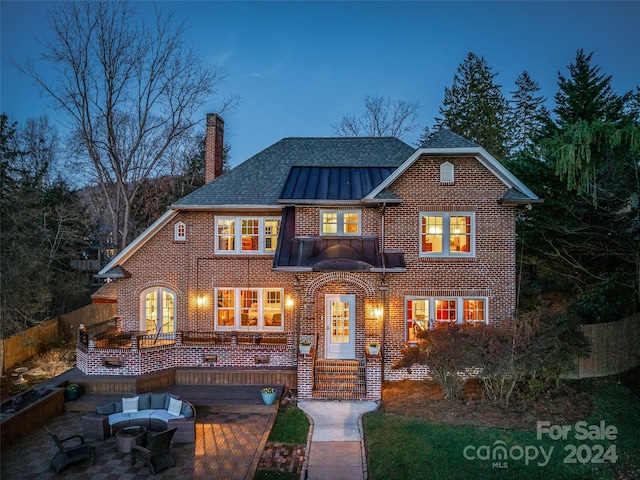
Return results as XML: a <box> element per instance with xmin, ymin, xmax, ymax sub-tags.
<box><xmin>279</xmin><ymin>166</ymin><xmax>397</xmax><ymax>202</ymax></box>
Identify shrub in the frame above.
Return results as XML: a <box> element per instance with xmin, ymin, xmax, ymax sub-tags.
<box><xmin>392</xmin><ymin>306</ymin><xmax>590</xmax><ymax>407</ymax></box>
<box><xmin>393</xmin><ymin>325</ymin><xmax>477</xmax><ymax>399</ymax></box>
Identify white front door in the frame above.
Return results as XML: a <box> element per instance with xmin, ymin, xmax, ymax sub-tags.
<box><xmin>325</xmin><ymin>294</ymin><xmax>355</xmax><ymax>359</ymax></box>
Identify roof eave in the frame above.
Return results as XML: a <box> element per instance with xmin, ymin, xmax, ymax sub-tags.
<box><xmin>364</xmin><ymin>147</ymin><xmax>540</xmax><ymax>203</ymax></box>
<box><xmin>98</xmin><ymin>209</ymin><xmax>179</xmax><ymax>276</ymax></box>
<box><xmin>172</xmin><ymin>204</ymin><xmax>283</xmax><ymax>211</ymax></box>
<box><xmin>498</xmin><ymin>198</ymin><xmax>545</xmax><ymax>206</ymax></box>
<box><xmin>277</xmin><ymin>199</ymin><xmax>366</xmax><ymax>205</ymax></box>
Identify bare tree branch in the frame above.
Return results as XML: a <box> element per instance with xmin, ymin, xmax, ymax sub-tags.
<box><xmin>10</xmin><ymin>1</ymin><xmax>233</xmax><ymax>251</ymax></box>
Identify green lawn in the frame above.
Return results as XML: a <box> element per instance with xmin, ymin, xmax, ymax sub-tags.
<box><xmin>363</xmin><ymin>375</ymin><xmax>640</xmax><ymax>479</ymax></box>
<box><xmin>254</xmin><ymin>403</ymin><xmax>310</xmax><ymax>480</ymax></box>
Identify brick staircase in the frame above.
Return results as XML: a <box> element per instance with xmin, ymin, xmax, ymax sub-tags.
<box><xmin>312</xmin><ymin>359</ymin><xmax>366</xmax><ymax>400</ymax></box>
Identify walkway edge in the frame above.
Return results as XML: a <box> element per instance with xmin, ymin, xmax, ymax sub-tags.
<box><xmin>300</xmin><ymin>407</ymin><xmax>314</xmax><ymax>480</ymax></box>
<box><xmin>246</xmin><ymin>411</ymin><xmax>277</xmax><ymax>480</ymax></box>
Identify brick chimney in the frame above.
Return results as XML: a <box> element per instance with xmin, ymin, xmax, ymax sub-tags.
<box><xmin>205</xmin><ymin>113</ymin><xmax>224</xmax><ymax>183</ymax></box>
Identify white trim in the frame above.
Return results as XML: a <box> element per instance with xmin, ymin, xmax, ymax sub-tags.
<box><xmin>139</xmin><ymin>286</ymin><xmax>177</xmax><ymax>334</ymax></box>
<box><xmin>99</xmin><ymin>209</ymin><xmax>179</xmax><ymax>275</ymax></box>
<box><xmin>320</xmin><ymin>209</ymin><xmax>361</xmax><ymax>236</ymax></box>
<box><xmin>214</xmin><ymin>288</ymin><xmax>284</xmax><ymax>332</ymax></box>
<box><xmin>365</xmin><ymin>147</ymin><xmax>539</xmax><ymax>201</ymax></box>
<box><xmin>420</xmin><ymin>212</ymin><xmax>475</xmax><ymax>257</ymax></box>
<box><xmin>174</xmin><ymin>221</ymin><xmax>186</xmax><ymax>241</ymax></box>
<box><xmin>405</xmin><ymin>296</ymin><xmax>488</xmax><ymax>341</ymax></box>
<box><xmin>215</xmin><ymin>215</ymin><xmax>281</xmax><ymax>254</ymax></box>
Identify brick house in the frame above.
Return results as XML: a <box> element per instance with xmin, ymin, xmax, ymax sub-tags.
<box><xmin>80</xmin><ymin>113</ymin><xmax>539</xmax><ymax>400</ymax></box>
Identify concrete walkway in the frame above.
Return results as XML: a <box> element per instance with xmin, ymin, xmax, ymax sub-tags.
<box><xmin>298</xmin><ymin>400</ymin><xmax>378</xmax><ymax>480</ymax></box>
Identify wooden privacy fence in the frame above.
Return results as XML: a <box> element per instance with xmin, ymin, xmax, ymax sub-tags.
<box><xmin>573</xmin><ymin>314</ymin><xmax>640</xmax><ymax>378</ymax></box>
<box><xmin>2</xmin><ymin>303</ymin><xmax>116</xmax><ymax>373</ymax></box>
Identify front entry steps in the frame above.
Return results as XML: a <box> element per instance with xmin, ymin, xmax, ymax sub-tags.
<box><xmin>312</xmin><ymin>359</ymin><xmax>366</xmax><ymax>400</ymax></box>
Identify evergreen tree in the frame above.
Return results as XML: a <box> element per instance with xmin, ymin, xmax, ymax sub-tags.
<box><xmin>435</xmin><ymin>52</ymin><xmax>511</xmax><ymax>159</ymax></box>
<box><xmin>510</xmin><ymin>51</ymin><xmax>640</xmax><ymax>319</ymax></box>
<box><xmin>508</xmin><ymin>71</ymin><xmax>550</xmax><ymax>153</ymax></box>
<box><xmin>555</xmin><ymin>49</ymin><xmax>630</xmax><ymax>126</ymax></box>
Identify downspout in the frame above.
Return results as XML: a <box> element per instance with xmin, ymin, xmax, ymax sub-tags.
<box><xmin>380</xmin><ymin>203</ymin><xmax>387</xmax><ymax>270</ymax></box>
<box><xmin>380</xmin><ymin>202</ymin><xmax>387</xmax><ymax>382</ymax></box>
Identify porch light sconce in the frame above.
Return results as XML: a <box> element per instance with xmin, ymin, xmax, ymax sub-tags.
<box><xmin>196</xmin><ymin>295</ymin><xmax>209</xmax><ymax>307</ymax></box>
<box><xmin>285</xmin><ymin>296</ymin><xmax>295</xmax><ymax>309</ymax></box>
<box><xmin>374</xmin><ymin>306</ymin><xmax>384</xmax><ymax>319</ymax></box>
<box><xmin>203</xmin><ymin>354</ymin><xmax>217</xmax><ymax>363</ymax></box>
<box><xmin>255</xmin><ymin>355</ymin><xmax>270</xmax><ymax>364</ymax></box>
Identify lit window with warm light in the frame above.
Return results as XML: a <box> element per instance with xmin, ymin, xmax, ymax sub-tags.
<box><xmin>140</xmin><ymin>287</ymin><xmax>176</xmax><ymax>335</ymax></box>
<box><xmin>215</xmin><ymin>216</ymin><xmax>280</xmax><ymax>254</ymax></box>
<box><xmin>405</xmin><ymin>296</ymin><xmax>487</xmax><ymax>341</ymax></box>
<box><xmin>420</xmin><ymin>212</ymin><xmax>474</xmax><ymax>257</ymax></box>
<box><xmin>321</xmin><ymin>209</ymin><xmax>361</xmax><ymax>236</ymax></box>
<box><xmin>215</xmin><ymin>288</ymin><xmax>283</xmax><ymax>331</ymax></box>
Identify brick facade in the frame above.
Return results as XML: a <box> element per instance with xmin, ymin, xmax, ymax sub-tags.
<box><xmin>83</xmin><ymin>144</ymin><xmax>528</xmax><ymax>401</ymax></box>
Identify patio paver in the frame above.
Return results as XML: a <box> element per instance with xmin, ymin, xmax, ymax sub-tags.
<box><xmin>1</xmin><ymin>409</ymin><xmax>275</xmax><ymax>479</ymax></box>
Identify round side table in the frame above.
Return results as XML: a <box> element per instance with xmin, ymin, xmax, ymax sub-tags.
<box><xmin>116</xmin><ymin>426</ymin><xmax>147</xmax><ymax>453</ymax></box>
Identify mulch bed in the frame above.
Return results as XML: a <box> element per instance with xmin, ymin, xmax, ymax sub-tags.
<box><xmin>380</xmin><ymin>378</ymin><xmax>594</xmax><ymax>430</ymax></box>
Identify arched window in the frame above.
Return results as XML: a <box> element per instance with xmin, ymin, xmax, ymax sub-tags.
<box><xmin>174</xmin><ymin>222</ymin><xmax>186</xmax><ymax>241</ymax></box>
<box><xmin>140</xmin><ymin>287</ymin><xmax>176</xmax><ymax>335</ymax></box>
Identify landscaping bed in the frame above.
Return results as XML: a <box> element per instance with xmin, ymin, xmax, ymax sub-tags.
<box><xmin>380</xmin><ymin>378</ymin><xmax>593</xmax><ymax>430</ymax></box>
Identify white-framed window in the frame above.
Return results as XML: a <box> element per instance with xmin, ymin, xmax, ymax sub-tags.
<box><xmin>215</xmin><ymin>216</ymin><xmax>281</xmax><ymax>254</ymax></box>
<box><xmin>405</xmin><ymin>296</ymin><xmax>487</xmax><ymax>342</ymax></box>
<box><xmin>140</xmin><ymin>287</ymin><xmax>176</xmax><ymax>335</ymax></box>
<box><xmin>320</xmin><ymin>209</ymin><xmax>361</xmax><ymax>236</ymax></box>
<box><xmin>215</xmin><ymin>288</ymin><xmax>283</xmax><ymax>331</ymax></box>
<box><xmin>174</xmin><ymin>222</ymin><xmax>186</xmax><ymax>241</ymax></box>
<box><xmin>420</xmin><ymin>212</ymin><xmax>475</xmax><ymax>256</ymax></box>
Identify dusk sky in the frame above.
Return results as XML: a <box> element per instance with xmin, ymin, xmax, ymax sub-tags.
<box><xmin>2</xmin><ymin>1</ymin><xmax>639</xmax><ymax>168</ymax></box>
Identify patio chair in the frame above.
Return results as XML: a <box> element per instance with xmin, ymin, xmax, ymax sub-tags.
<box><xmin>130</xmin><ymin>427</ymin><xmax>177</xmax><ymax>474</ymax></box>
<box><xmin>46</xmin><ymin>427</ymin><xmax>95</xmax><ymax>474</ymax></box>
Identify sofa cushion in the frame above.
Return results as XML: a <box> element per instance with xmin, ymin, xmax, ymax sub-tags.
<box><xmin>122</xmin><ymin>396</ymin><xmax>139</xmax><ymax>413</ymax></box>
<box><xmin>96</xmin><ymin>402</ymin><xmax>115</xmax><ymax>415</ymax></box>
<box><xmin>150</xmin><ymin>409</ymin><xmax>185</xmax><ymax>423</ymax></box>
<box><xmin>181</xmin><ymin>402</ymin><xmax>194</xmax><ymax>418</ymax></box>
<box><xmin>138</xmin><ymin>393</ymin><xmax>152</xmax><ymax>410</ymax></box>
<box><xmin>108</xmin><ymin>412</ymin><xmax>131</xmax><ymax>426</ymax></box>
<box><xmin>128</xmin><ymin>409</ymin><xmax>153</xmax><ymax>422</ymax></box>
<box><xmin>114</xmin><ymin>400</ymin><xmax>123</xmax><ymax>413</ymax></box>
<box><xmin>165</xmin><ymin>394</ymin><xmax>179</xmax><ymax>410</ymax></box>
<box><xmin>150</xmin><ymin>393</ymin><xmax>168</xmax><ymax>409</ymax></box>
<box><xmin>167</xmin><ymin>397</ymin><xmax>183</xmax><ymax>416</ymax></box>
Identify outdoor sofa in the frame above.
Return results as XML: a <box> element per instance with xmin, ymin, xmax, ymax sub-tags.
<box><xmin>82</xmin><ymin>392</ymin><xmax>195</xmax><ymax>443</ymax></box>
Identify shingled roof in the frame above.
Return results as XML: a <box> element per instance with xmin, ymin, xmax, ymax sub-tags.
<box><xmin>174</xmin><ymin>137</ymin><xmax>415</xmax><ymax>208</ymax></box>
<box><xmin>420</xmin><ymin>129</ymin><xmax>479</xmax><ymax>149</ymax></box>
